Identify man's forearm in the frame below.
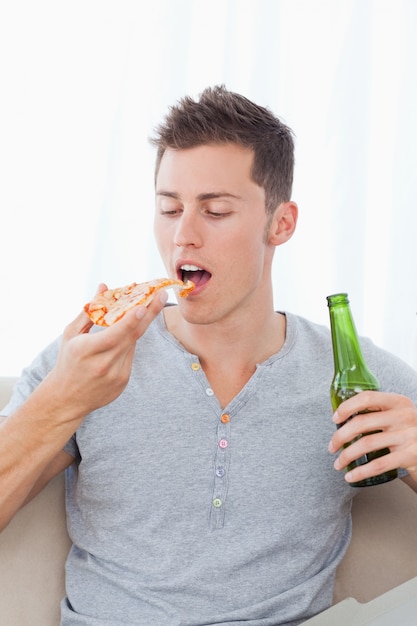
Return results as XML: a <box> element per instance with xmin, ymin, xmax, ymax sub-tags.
<box><xmin>0</xmin><ymin>376</ymin><xmax>84</xmax><ymax>531</ymax></box>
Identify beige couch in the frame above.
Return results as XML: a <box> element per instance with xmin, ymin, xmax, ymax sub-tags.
<box><xmin>1</xmin><ymin>376</ymin><xmax>417</xmax><ymax>625</ymax></box>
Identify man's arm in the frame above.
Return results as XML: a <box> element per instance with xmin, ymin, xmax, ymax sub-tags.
<box><xmin>0</xmin><ymin>389</ymin><xmax>79</xmax><ymax>532</ymax></box>
<box><xmin>7</xmin><ymin>448</ymin><xmax>75</xmax><ymax>511</ymax></box>
<box><xmin>0</xmin><ymin>290</ymin><xmax>168</xmax><ymax>532</ymax></box>
<box><xmin>1</xmin><ymin>397</ymin><xmax>75</xmax><ymax>526</ymax></box>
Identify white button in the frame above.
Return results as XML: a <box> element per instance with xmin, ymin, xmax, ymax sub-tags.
<box><xmin>206</xmin><ymin>388</ymin><xmax>214</xmax><ymax>396</ymax></box>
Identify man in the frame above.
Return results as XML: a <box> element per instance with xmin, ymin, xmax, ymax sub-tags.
<box><xmin>1</xmin><ymin>85</ymin><xmax>417</xmax><ymax>625</ymax></box>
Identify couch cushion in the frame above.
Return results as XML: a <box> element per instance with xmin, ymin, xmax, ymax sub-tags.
<box><xmin>334</xmin><ymin>479</ymin><xmax>417</xmax><ymax>603</ymax></box>
<box><xmin>0</xmin><ymin>473</ymin><xmax>70</xmax><ymax>626</ymax></box>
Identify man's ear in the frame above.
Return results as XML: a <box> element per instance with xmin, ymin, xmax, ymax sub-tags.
<box><xmin>267</xmin><ymin>201</ymin><xmax>298</xmax><ymax>246</ymax></box>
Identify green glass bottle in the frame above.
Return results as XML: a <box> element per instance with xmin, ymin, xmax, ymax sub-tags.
<box><xmin>327</xmin><ymin>293</ymin><xmax>398</xmax><ymax>487</ymax></box>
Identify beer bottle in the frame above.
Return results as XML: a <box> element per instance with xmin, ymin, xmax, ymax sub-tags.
<box><xmin>327</xmin><ymin>293</ymin><xmax>398</xmax><ymax>487</ymax></box>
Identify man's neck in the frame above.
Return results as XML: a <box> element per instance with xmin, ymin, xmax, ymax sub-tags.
<box><xmin>163</xmin><ymin>306</ymin><xmax>286</xmax><ymax>408</ymax></box>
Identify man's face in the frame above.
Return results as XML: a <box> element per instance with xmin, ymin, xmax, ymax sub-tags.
<box><xmin>154</xmin><ymin>143</ymin><xmax>274</xmax><ymax>326</ymax></box>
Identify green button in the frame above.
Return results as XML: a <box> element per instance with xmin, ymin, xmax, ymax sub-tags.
<box><xmin>213</xmin><ymin>498</ymin><xmax>222</xmax><ymax>508</ymax></box>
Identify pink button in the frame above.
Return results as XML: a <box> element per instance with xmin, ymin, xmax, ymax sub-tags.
<box><xmin>218</xmin><ymin>439</ymin><xmax>228</xmax><ymax>449</ymax></box>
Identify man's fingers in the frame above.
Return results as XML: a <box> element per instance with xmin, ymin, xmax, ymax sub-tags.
<box><xmin>112</xmin><ymin>289</ymin><xmax>168</xmax><ymax>338</ymax></box>
<box><xmin>87</xmin><ymin>288</ymin><xmax>168</xmax><ymax>349</ymax></box>
<box><xmin>63</xmin><ymin>284</ymin><xmax>109</xmax><ymax>341</ymax></box>
<box><xmin>96</xmin><ymin>282</ymin><xmax>108</xmax><ymax>295</ymax></box>
<box><xmin>63</xmin><ymin>310</ymin><xmax>94</xmax><ymax>339</ymax></box>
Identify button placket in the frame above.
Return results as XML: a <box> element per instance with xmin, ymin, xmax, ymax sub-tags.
<box><xmin>186</xmin><ymin>354</ymin><xmax>234</xmax><ymax>529</ymax></box>
<box><xmin>210</xmin><ymin>414</ymin><xmax>232</xmax><ymax>530</ymax></box>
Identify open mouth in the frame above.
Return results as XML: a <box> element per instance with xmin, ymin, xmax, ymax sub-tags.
<box><xmin>179</xmin><ymin>264</ymin><xmax>212</xmax><ymax>288</ymax></box>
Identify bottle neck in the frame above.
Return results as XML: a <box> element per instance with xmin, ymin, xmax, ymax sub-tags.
<box><xmin>329</xmin><ymin>303</ymin><xmax>367</xmax><ymax>372</ymax></box>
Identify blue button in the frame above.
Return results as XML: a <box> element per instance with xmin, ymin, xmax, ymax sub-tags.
<box><xmin>216</xmin><ymin>467</ymin><xmax>225</xmax><ymax>478</ymax></box>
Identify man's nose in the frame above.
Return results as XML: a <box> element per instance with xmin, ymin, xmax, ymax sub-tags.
<box><xmin>174</xmin><ymin>212</ymin><xmax>203</xmax><ymax>248</ymax></box>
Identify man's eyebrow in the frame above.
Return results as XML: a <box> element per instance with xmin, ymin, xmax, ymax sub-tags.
<box><xmin>197</xmin><ymin>192</ymin><xmax>241</xmax><ymax>201</ymax></box>
<box><xmin>156</xmin><ymin>190</ymin><xmax>241</xmax><ymax>201</ymax></box>
<box><xmin>156</xmin><ymin>190</ymin><xmax>179</xmax><ymax>199</ymax></box>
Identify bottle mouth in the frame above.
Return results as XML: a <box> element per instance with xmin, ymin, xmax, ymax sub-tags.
<box><xmin>327</xmin><ymin>293</ymin><xmax>349</xmax><ymax>307</ymax></box>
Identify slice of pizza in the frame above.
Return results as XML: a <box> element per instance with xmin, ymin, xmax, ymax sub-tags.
<box><xmin>84</xmin><ymin>278</ymin><xmax>194</xmax><ymax>326</ymax></box>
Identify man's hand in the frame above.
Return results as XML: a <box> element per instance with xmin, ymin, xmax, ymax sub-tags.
<box><xmin>328</xmin><ymin>391</ymin><xmax>417</xmax><ymax>488</ymax></box>
<box><xmin>37</xmin><ymin>286</ymin><xmax>169</xmax><ymax>422</ymax></box>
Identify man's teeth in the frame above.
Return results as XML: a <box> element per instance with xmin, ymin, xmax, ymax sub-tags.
<box><xmin>181</xmin><ymin>264</ymin><xmax>203</xmax><ymax>271</ymax></box>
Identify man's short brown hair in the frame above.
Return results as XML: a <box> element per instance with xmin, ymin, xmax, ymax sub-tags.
<box><xmin>150</xmin><ymin>85</ymin><xmax>295</xmax><ymax>215</ymax></box>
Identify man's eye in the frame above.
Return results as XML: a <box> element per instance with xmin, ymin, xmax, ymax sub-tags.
<box><xmin>207</xmin><ymin>210</ymin><xmax>230</xmax><ymax>218</ymax></box>
<box><xmin>160</xmin><ymin>208</ymin><xmax>181</xmax><ymax>216</ymax></box>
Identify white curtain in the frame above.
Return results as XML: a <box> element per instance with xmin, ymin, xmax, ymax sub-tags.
<box><xmin>1</xmin><ymin>0</ymin><xmax>416</xmax><ymax>376</ymax></box>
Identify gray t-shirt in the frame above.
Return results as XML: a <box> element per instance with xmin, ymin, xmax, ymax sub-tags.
<box><xmin>4</xmin><ymin>311</ymin><xmax>417</xmax><ymax>625</ymax></box>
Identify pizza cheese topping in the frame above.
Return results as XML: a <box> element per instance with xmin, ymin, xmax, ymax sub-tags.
<box><xmin>84</xmin><ymin>278</ymin><xmax>194</xmax><ymax>326</ymax></box>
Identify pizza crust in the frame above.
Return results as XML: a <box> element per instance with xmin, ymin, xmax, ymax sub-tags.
<box><xmin>84</xmin><ymin>278</ymin><xmax>194</xmax><ymax>326</ymax></box>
